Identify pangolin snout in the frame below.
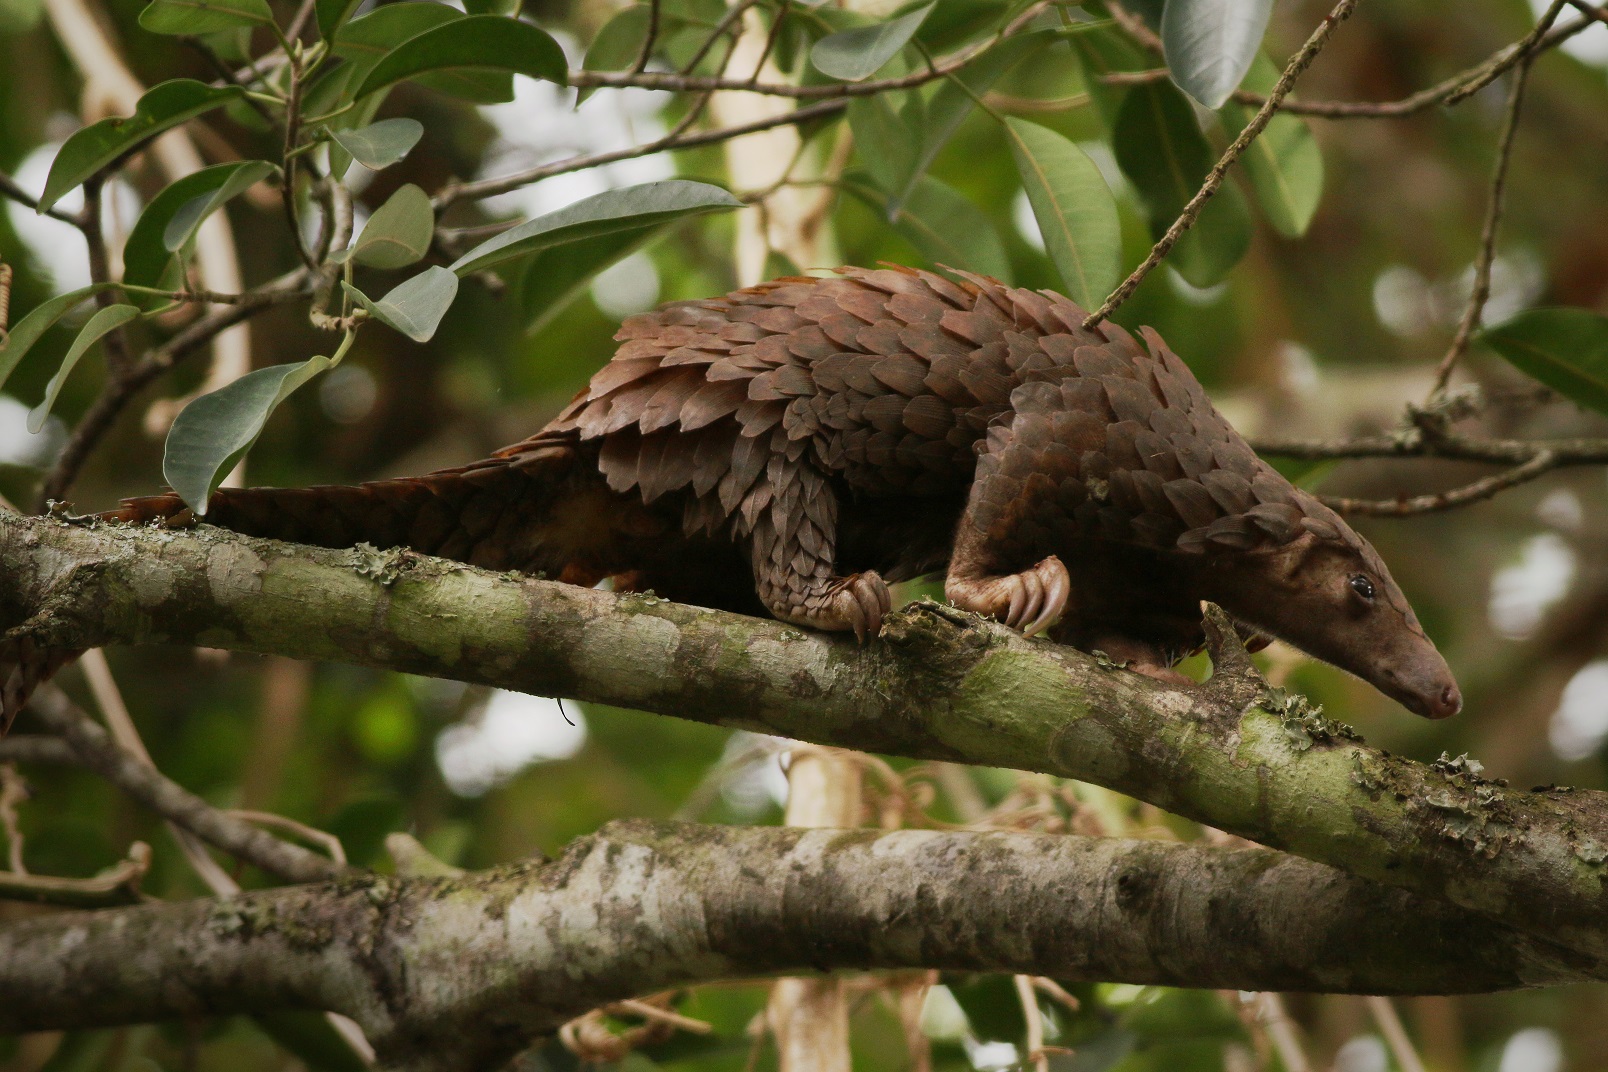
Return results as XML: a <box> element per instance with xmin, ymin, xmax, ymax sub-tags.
<box><xmin>1384</xmin><ymin>664</ymin><xmax>1462</xmax><ymax>720</ymax></box>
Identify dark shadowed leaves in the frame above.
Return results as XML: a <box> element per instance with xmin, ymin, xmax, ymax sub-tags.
<box><xmin>353</xmin><ymin>15</ymin><xmax>568</xmax><ymax>103</ymax></box>
<box><xmin>844</xmin><ymin>173</ymin><xmax>1009</xmax><ymax>281</ymax></box>
<box><xmin>138</xmin><ymin>0</ymin><xmax>273</xmax><ymax>35</ymax></box>
<box><xmin>1161</xmin><ymin>0</ymin><xmax>1273</xmax><ymax>109</ymax></box>
<box><xmin>124</xmin><ymin>163</ymin><xmax>277</xmax><ymax>302</ymax></box>
<box><xmin>39</xmin><ymin>81</ymin><xmax>242</xmax><ymax>212</ymax></box>
<box><xmin>521</xmin><ymin>229</ymin><xmax>659</xmax><ymax>335</ymax></box>
<box><xmin>1482</xmin><ymin>308</ymin><xmax>1608</xmax><ymax>416</ymax></box>
<box><xmin>1004</xmin><ymin>117</ymin><xmax>1121</xmax><ymax>308</ymax></box>
<box><xmin>450</xmin><ymin>180</ymin><xmax>742</xmax><ymax>275</ymax></box>
<box><xmin>164</xmin><ymin>356</ymin><xmax>336</xmax><ymax>512</ymax></box>
<box><xmin>1221</xmin><ymin>54</ymin><xmax>1323</xmax><ymax>237</ymax></box>
<box><xmin>811</xmin><ymin>2</ymin><xmax>935</xmax><ymax>81</ymax></box>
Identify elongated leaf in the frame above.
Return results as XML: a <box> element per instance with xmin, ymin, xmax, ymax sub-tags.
<box><xmin>1161</xmin><ymin>0</ymin><xmax>1273</xmax><ymax>109</ymax></box>
<box><xmin>886</xmin><ymin>29</ymin><xmax>1053</xmax><ymax>215</ymax></box>
<box><xmin>847</xmin><ymin>93</ymin><xmax>923</xmax><ymax>200</ymax></box>
<box><xmin>0</xmin><ymin>285</ymin><xmax>111</xmax><ymax>391</ymax></box>
<box><xmin>1113</xmin><ymin>81</ymin><xmax>1210</xmax><ymax>225</ymax></box>
<box><xmin>1221</xmin><ymin>54</ymin><xmax>1323</xmax><ymax>238</ymax></box>
<box><xmin>354</xmin><ymin>15</ymin><xmax>568</xmax><ymax>101</ymax></box>
<box><xmin>164</xmin><ymin>160</ymin><xmax>276</xmax><ymax>254</ymax></box>
<box><xmin>40</xmin><ymin>81</ymin><xmax>242</xmax><ymax>213</ymax></box>
<box><xmin>352</xmin><ymin>184</ymin><xmax>434</xmax><ymax>268</ymax></box>
<box><xmin>450</xmin><ymin>180</ymin><xmax>742</xmax><ymax>275</ymax></box>
<box><xmin>1003</xmin><ymin>117</ymin><xmax>1120</xmax><ymax>308</ymax></box>
<box><xmin>521</xmin><ymin>228</ymin><xmax>660</xmax><ymax>335</ymax></box>
<box><xmin>845</xmin><ymin>173</ymin><xmax>1009</xmax><ymax>281</ymax></box>
<box><xmin>811</xmin><ymin>2</ymin><xmax>934</xmax><ymax>81</ymax></box>
<box><xmin>333</xmin><ymin>2</ymin><xmax>464</xmax><ymax>85</ymax></box>
<box><xmin>344</xmin><ymin>267</ymin><xmax>459</xmax><ymax>342</ymax></box>
<box><xmin>28</xmin><ymin>305</ymin><xmax>140</xmax><ymax>433</ymax></box>
<box><xmin>315</xmin><ymin>0</ymin><xmax>364</xmax><ymax>40</ymax></box>
<box><xmin>579</xmin><ymin>5</ymin><xmax>652</xmax><ymax>103</ymax></box>
<box><xmin>329</xmin><ymin>118</ymin><xmax>424</xmax><ymax>172</ymax></box>
<box><xmin>165</xmin><ymin>356</ymin><xmax>335</xmax><ymax>513</ymax></box>
<box><xmin>1482</xmin><ymin>308</ymin><xmax>1608</xmax><ymax>417</ymax></box>
<box><xmin>138</xmin><ymin>0</ymin><xmax>272</xmax><ymax>34</ymax></box>
<box><xmin>124</xmin><ymin>163</ymin><xmax>275</xmax><ymax>302</ymax></box>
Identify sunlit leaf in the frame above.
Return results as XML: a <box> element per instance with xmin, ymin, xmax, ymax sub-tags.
<box><xmin>329</xmin><ymin>118</ymin><xmax>424</xmax><ymax>172</ymax></box>
<box><xmin>124</xmin><ymin>163</ymin><xmax>276</xmax><ymax>303</ymax></box>
<box><xmin>164</xmin><ymin>355</ymin><xmax>336</xmax><ymax>513</ymax></box>
<box><xmin>1482</xmin><ymin>308</ymin><xmax>1608</xmax><ymax>417</ymax></box>
<box><xmin>1161</xmin><ymin>0</ymin><xmax>1273</xmax><ymax>109</ymax></box>
<box><xmin>1004</xmin><ymin>117</ymin><xmax>1121</xmax><ymax>308</ymax></box>
<box><xmin>450</xmin><ymin>180</ymin><xmax>742</xmax><ymax>275</ymax></box>
<box><xmin>39</xmin><ymin>80</ymin><xmax>242</xmax><ymax>213</ymax></box>
<box><xmin>1221</xmin><ymin>54</ymin><xmax>1323</xmax><ymax>238</ymax></box>
<box><xmin>811</xmin><ymin>2</ymin><xmax>935</xmax><ymax>81</ymax></box>
<box><xmin>138</xmin><ymin>0</ymin><xmax>273</xmax><ymax>35</ymax></box>
<box><xmin>352</xmin><ymin>184</ymin><xmax>435</xmax><ymax>269</ymax></box>
<box><xmin>353</xmin><ymin>15</ymin><xmax>568</xmax><ymax>103</ymax></box>
<box><xmin>0</xmin><ymin>285</ymin><xmax>112</xmax><ymax>392</ymax></box>
<box><xmin>28</xmin><ymin>305</ymin><xmax>140</xmax><ymax>433</ymax></box>
<box><xmin>344</xmin><ymin>267</ymin><xmax>460</xmax><ymax>341</ymax></box>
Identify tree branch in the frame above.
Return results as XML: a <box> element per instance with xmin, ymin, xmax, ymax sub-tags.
<box><xmin>6</xmin><ymin>515</ymin><xmax>1608</xmax><ymax>966</ymax></box>
<box><xmin>0</xmin><ymin>820</ymin><xmax>1596</xmax><ymax>1070</ymax></box>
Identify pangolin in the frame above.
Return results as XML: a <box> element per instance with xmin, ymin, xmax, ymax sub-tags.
<box><xmin>10</xmin><ymin>266</ymin><xmax>1463</xmax><ymax>724</ymax></box>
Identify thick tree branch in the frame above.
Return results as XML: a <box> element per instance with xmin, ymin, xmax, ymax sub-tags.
<box><xmin>4</xmin><ymin>515</ymin><xmax>1608</xmax><ymax>966</ymax></box>
<box><xmin>0</xmin><ymin>820</ymin><xmax>1597</xmax><ymax>1071</ymax></box>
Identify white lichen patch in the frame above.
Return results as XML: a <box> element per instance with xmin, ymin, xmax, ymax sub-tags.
<box><xmin>205</xmin><ymin>542</ymin><xmax>266</xmax><ymax>606</ymax></box>
<box><xmin>128</xmin><ymin>556</ymin><xmax>178</xmax><ymax>605</ymax></box>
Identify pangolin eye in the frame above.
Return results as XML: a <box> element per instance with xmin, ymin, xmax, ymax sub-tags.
<box><xmin>1349</xmin><ymin>574</ymin><xmax>1376</xmax><ymax>601</ymax></box>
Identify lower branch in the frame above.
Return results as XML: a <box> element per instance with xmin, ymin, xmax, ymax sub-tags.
<box><xmin>5</xmin><ymin>515</ymin><xmax>1608</xmax><ymax>970</ymax></box>
<box><xmin>0</xmin><ymin>821</ymin><xmax>1596</xmax><ymax>1072</ymax></box>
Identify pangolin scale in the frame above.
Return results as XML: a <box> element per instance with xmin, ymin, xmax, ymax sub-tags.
<box><xmin>5</xmin><ymin>266</ymin><xmax>1462</xmax><ymax>726</ymax></box>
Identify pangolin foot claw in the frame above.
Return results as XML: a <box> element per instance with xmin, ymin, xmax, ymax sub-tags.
<box><xmin>945</xmin><ymin>556</ymin><xmax>1070</xmax><ymax>638</ymax></box>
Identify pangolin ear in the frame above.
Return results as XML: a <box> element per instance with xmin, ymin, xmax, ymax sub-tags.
<box><xmin>1300</xmin><ymin>515</ymin><xmax>1341</xmax><ymax>541</ymax></box>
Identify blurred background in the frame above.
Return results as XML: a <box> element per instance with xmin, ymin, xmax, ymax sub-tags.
<box><xmin>3</xmin><ymin>0</ymin><xmax>1608</xmax><ymax>1067</ymax></box>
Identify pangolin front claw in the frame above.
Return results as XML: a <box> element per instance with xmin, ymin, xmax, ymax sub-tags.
<box><xmin>770</xmin><ymin>571</ymin><xmax>891</xmax><ymax>642</ymax></box>
<box><xmin>945</xmin><ymin>556</ymin><xmax>1070</xmax><ymax>638</ymax></box>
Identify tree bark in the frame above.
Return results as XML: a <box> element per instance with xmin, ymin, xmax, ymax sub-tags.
<box><xmin>0</xmin><ymin>820</ymin><xmax>1596</xmax><ymax>1071</ymax></box>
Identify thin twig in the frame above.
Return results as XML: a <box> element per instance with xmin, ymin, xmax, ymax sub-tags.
<box><xmin>1430</xmin><ymin>2</ymin><xmax>1560</xmax><ymax>397</ymax></box>
<box><xmin>0</xmin><ymin>169</ymin><xmax>87</xmax><ymax>227</ymax></box>
<box><xmin>1</xmin><ymin>764</ymin><xmax>28</xmax><ymax>873</ymax></box>
<box><xmin>229</xmin><ymin>809</ymin><xmax>348</xmax><ymax>867</ymax></box>
<box><xmin>1251</xmin><ymin>430</ymin><xmax>1608</xmax><ymax>465</ymax></box>
<box><xmin>633</xmin><ymin>0</ymin><xmax>661</xmax><ymax>74</ymax></box>
<box><xmin>438</xmin><ymin>97</ymin><xmax>850</xmax><ymax>206</ymax></box>
<box><xmin>78</xmin><ymin>176</ymin><xmax>135</xmax><ymax>379</ymax></box>
<box><xmin>25</xmin><ymin>683</ymin><xmax>342</xmax><ymax>884</ymax></box>
<box><xmin>1321</xmin><ymin>449</ymin><xmax>1559</xmax><ymax>517</ymax></box>
<box><xmin>1082</xmin><ymin>0</ymin><xmax>1360</xmax><ymax>329</ymax></box>
<box><xmin>1015</xmin><ymin>974</ymin><xmax>1050</xmax><ymax>1072</ymax></box>
<box><xmin>1365</xmin><ymin>997</ymin><xmax>1427</xmax><ymax>1072</ymax></box>
<box><xmin>681</xmin><ymin>0</ymin><xmax>765</xmax><ymax>75</ymax></box>
<box><xmin>0</xmin><ymin>261</ymin><xmax>11</xmax><ymax>348</ymax></box>
<box><xmin>0</xmin><ymin>840</ymin><xmax>149</xmax><ymax>908</ymax></box>
<box><xmin>0</xmin><ymin>736</ymin><xmax>79</xmax><ymax>766</ymax></box>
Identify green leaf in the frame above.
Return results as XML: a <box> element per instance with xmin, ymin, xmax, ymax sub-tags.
<box><xmin>1170</xmin><ymin>179</ymin><xmax>1252</xmax><ymax>288</ymax></box>
<box><xmin>164</xmin><ymin>356</ymin><xmax>335</xmax><ymax>513</ymax></box>
<box><xmin>1113</xmin><ymin>81</ymin><xmax>1211</xmax><ymax>225</ymax></box>
<box><xmin>40</xmin><ymin>81</ymin><xmax>242</xmax><ymax>213</ymax></box>
<box><xmin>449</xmin><ymin>179</ymin><xmax>742</xmax><ymax>276</ymax></box>
<box><xmin>1221</xmin><ymin>54</ymin><xmax>1323</xmax><ymax>238</ymax></box>
<box><xmin>164</xmin><ymin>160</ymin><xmax>277</xmax><ymax>254</ymax></box>
<box><xmin>811</xmin><ymin>1</ymin><xmax>935</xmax><ymax>81</ymax></box>
<box><xmin>28</xmin><ymin>305</ymin><xmax>140</xmax><ymax>433</ymax></box>
<box><xmin>0</xmin><ymin>0</ymin><xmax>45</xmax><ymax>34</ymax></box>
<box><xmin>124</xmin><ymin>163</ymin><xmax>276</xmax><ymax>302</ymax></box>
<box><xmin>0</xmin><ymin>285</ymin><xmax>111</xmax><ymax>392</ymax></box>
<box><xmin>138</xmin><ymin>0</ymin><xmax>273</xmax><ymax>35</ymax></box>
<box><xmin>333</xmin><ymin>2</ymin><xmax>464</xmax><ymax>86</ymax></box>
<box><xmin>344</xmin><ymin>267</ymin><xmax>460</xmax><ymax>341</ymax></box>
<box><xmin>329</xmin><ymin>119</ymin><xmax>424</xmax><ymax>172</ymax></box>
<box><xmin>885</xmin><ymin>29</ymin><xmax>1053</xmax><ymax>215</ymax></box>
<box><xmin>520</xmin><ymin>228</ymin><xmax>660</xmax><ymax>335</ymax></box>
<box><xmin>315</xmin><ymin>0</ymin><xmax>365</xmax><ymax>40</ymax></box>
<box><xmin>847</xmin><ymin>92</ymin><xmax>923</xmax><ymax>199</ymax></box>
<box><xmin>352</xmin><ymin>184</ymin><xmax>435</xmax><ymax>269</ymax></box>
<box><xmin>1161</xmin><ymin>0</ymin><xmax>1273</xmax><ymax>109</ymax></box>
<box><xmin>1482</xmin><ymin>308</ymin><xmax>1608</xmax><ymax>416</ymax></box>
<box><xmin>579</xmin><ymin>5</ymin><xmax>652</xmax><ymax>104</ymax></box>
<box><xmin>353</xmin><ymin>15</ymin><xmax>568</xmax><ymax>102</ymax></box>
<box><xmin>846</xmin><ymin>174</ymin><xmax>1009</xmax><ymax>281</ymax></box>
<box><xmin>1003</xmin><ymin>117</ymin><xmax>1121</xmax><ymax>308</ymax></box>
